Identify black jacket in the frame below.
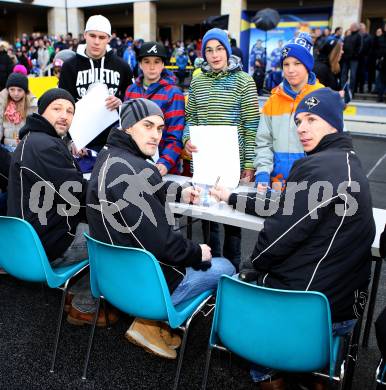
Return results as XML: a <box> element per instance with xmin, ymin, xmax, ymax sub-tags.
<box><xmin>229</xmin><ymin>133</ymin><xmax>375</xmax><ymax>321</ymax></box>
<box><xmin>86</xmin><ymin>128</ymin><xmax>203</xmax><ymax>293</ymax></box>
<box><xmin>7</xmin><ymin>114</ymin><xmax>87</xmax><ymax>260</ymax></box>
<box><xmin>342</xmin><ymin>31</ymin><xmax>363</xmax><ymax>61</ymax></box>
<box><xmin>0</xmin><ymin>146</ymin><xmax>10</xmax><ymax>191</ymax></box>
<box><xmin>0</xmin><ymin>51</ymin><xmax>14</xmax><ymax>91</ymax></box>
<box><xmin>58</xmin><ymin>45</ymin><xmax>133</xmax><ymax>149</ymax></box>
<box><xmin>313</xmin><ymin>61</ymin><xmax>340</xmax><ymax>91</ymax></box>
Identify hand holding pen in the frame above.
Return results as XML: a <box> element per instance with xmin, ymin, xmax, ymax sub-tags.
<box><xmin>182</xmin><ymin>182</ymin><xmax>201</xmax><ymax>205</ymax></box>
<box><xmin>209</xmin><ymin>176</ymin><xmax>231</xmax><ymax>203</ymax></box>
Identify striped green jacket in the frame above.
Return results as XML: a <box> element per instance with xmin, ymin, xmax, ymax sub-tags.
<box><xmin>183</xmin><ymin>57</ymin><xmax>260</xmax><ymax>170</ymax></box>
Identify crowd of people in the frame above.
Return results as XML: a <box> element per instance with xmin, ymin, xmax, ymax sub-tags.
<box><xmin>0</xmin><ymin>29</ymin><xmax>200</xmax><ymax>87</ymax></box>
<box><xmin>0</xmin><ymin>13</ymin><xmax>384</xmax><ymax>390</ymax></box>
<box><xmin>249</xmin><ymin>22</ymin><xmax>386</xmax><ymax>102</ymax></box>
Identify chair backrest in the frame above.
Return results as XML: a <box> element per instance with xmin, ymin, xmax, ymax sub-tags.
<box><xmin>211</xmin><ymin>275</ymin><xmax>333</xmax><ymax>374</ymax></box>
<box><xmin>85</xmin><ymin>234</ymin><xmax>174</xmax><ymax>321</ymax></box>
<box><xmin>0</xmin><ymin>216</ymin><xmax>52</xmax><ymax>283</ymax></box>
<box><xmin>377</xmin><ymin>359</ymin><xmax>386</xmax><ymax>385</ymax></box>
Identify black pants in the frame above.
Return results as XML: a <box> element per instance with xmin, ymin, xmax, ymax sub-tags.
<box><xmin>202</xmin><ymin>221</ymin><xmax>241</xmax><ymax>272</ymax></box>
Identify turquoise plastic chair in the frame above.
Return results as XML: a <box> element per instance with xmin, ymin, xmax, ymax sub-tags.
<box><xmin>0</xmin><ymin>216</ymin><xmax>88</xmax><ymax>372</ymax></box>
<box><xmin>202</xmin><ymin>275</ymin><xmax>357</xmax><ymax>389</ymax></box>
<box><xmin>82</xmin><ymin>234</ymin><xmax>213</xmax><ymax>389</ymax></box>
<box><xmin>376</xmin><ymin>359</ymin><xmax>386</xmax><ymax>389</ymax></box>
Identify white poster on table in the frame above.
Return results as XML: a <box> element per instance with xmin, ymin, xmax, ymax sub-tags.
<box><xmin>190</xmin><ymin>125</ymin><xmax>240</xmax><ymax>189</ymax></box>
<box><xmin>69</xmin><ymin>83</ymin><xmax>119</xmax><ymax>150</ymax></box>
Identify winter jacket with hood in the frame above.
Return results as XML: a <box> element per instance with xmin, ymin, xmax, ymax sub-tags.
<box><xmin>86</xmin><ymin>127</ymin><xmax>204</xmax><ymax>293</ymax></box>
<box><xmin>230</xmin><ymin>133</ymin><xmax>375</xmax><ymax>322</ymax></box>
<box><xmin>7</xmin><ymin>113</ymin><xmax>87</xmax><ymax>260</ymax></box>
<box><xmin>58</xmin><ymin>44</ymin><xmax>133</xmax><ymax>148</ymax></box>
<box><xmin>254</xmin><ymin>73</ymin><xmax>324</xmax><ymax>188</ymax></box>
<box><xmin>0</xmin><ymin>88</ymin><xmax>38</xmax><ymax>147</ymax></box>
<box><xmin>124</xmin><ymin>69</ymin><xmax>184</xmax><ymax>173</ymax></box>
<box><xmin>183</xmin><ymin>55</ymin><xmax>259</xmax><ymax>171</ymax></box>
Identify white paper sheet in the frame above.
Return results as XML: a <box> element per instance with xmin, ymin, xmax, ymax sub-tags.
<box><xmin>190</xmin><ymin>125</ymin><xmax>240</xmax><ymax>189</ymax></box>
<box><xmin>69</xmin><ymin>83</ymin><xmax>119</xmax><ymax>150</ymax></box>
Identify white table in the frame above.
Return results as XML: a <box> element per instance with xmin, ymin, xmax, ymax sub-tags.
<box><xmin>166</xmin><ymin>175</ymin><xmax>386</xmax><ymax>345</ymax></box>
<box><xmin>166</xmin><ymin>175</ymin><xmax>385</xmax><ymax>257</ymax></box>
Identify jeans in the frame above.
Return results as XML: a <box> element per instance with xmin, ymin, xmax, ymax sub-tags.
<box><xmin>376</xmin><ymin>71</ymin><xmax>386</xmax><ymax>98</ymax></box>
<box><xmin>171</xmin><ymin>257</ymin><xmax>235</xmax><ymax>306</ymax></box>
<box><xmin>0</xmin><ymin>144</ymin><xmax>16</xmax><ymax>153</ymax></box>
<box><xmin>250</xmin><ymin>319</ymin><xmax>357</xmax><ymax>382</ymax></box>
<box><xmin>50</xmin><ymin>223</ymin><xmax>96</xmax><ymax>313</ymax></box>
<box><xmin>341</xmin><ymin>59</ymin><xmax>359</xmax><ymax>94</ymax></box>
<box><xmin>202</xmin><ymin>221</ymin><xmax>242</xmax><ymax>272</ymax></box>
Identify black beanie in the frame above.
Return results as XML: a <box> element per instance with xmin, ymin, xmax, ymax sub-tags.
<box><xmin>295</xmin><ymin>88</ymin><xmax>345</xmax><ymax>132</ymax></box>
<box><xmin>38</xmin><ymin>88</ymin><xmax>76</xmax><ymax>115</ymax></box>
<box><xmin>6</xmin><ymin>72</ymin><xmax>28</xmax><ymax>93</ymax></box>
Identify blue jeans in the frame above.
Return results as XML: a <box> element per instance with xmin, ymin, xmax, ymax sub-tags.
<box><xmin>171</xmin><ymin>257</ymin><xmax>235</xmax><ymax>306</ymax></box>
<box><xmin>341</xmin><ymin>59</ymin><xmax>359</xmax><ymax>94</ymax></box>
<box><xmin>250</xmin><ymin>319</ymin><xmax>357</xmax><ymax>382</ymax></box>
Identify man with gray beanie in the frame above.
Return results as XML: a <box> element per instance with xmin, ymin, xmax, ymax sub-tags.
<box><xmin>86</xmin><ymin>98</ymin><xmax>235</xmax><ymax>360</ymax></box>
<box><xmin>7</xmin><ymin>88</ymin><xmax>117</xmax><ymax>327</ymax></box>
<box><xmin>210</xmin><ymin>88</ymin><xmax>375</xmax><ymax>388</ymax></box>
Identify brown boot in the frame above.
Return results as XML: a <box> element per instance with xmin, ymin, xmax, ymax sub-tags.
<box><xmin>259</xmin><ymin>377</ymin><xmax>286</xmax><ymax>390</ymax></box>
<box><xmin>64</xmin><ymin>292</ymin><xmax>74</xmax><ymax>313</ymax></box>
<box><xmin>158</xmin><ymin>322</ymin><xmax>182</xmax><ymax>350</ymax></box>
<box><xmin>313</xmin><ymin>378</ymin><xmax>328</xmax><ymax>390</ymax></box>
<box><xmin>67</xmin><ymin>306</ymin><xmax>119</xmax><ymax>327</ymax></box>
<box><xmin>125</xmin><ymin>318</ymin><xmax>177</xmax><ymax>359</ymax></box>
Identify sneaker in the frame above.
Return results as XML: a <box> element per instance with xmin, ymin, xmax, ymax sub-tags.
<box><xmin>158</xmin><ymin>322</ymin><xmax>182</xmax><ymax>350</ymax></box>
<box><xmin>67</xmin><ymin>306</ymin><xmax>119</xmax><ymax>327</ymax></box>
<box><xmin>125</xmin><ymin>318</ymin><xmax>177</xmax><ymax>359</ymax></box>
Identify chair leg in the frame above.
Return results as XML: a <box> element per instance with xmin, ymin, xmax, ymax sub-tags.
<box><xmin>362</xmin><ymin>257</ymin><xmax>382</xmax><ymax>347</ymax></box>
<box><xmin>82</xmin><ymin>298</ymin><xmax>101</xmax><ymax>380</ymax></box>
<box><xmin>173</xmin><ymin>295</ymin><xmax>213</xmax><ymax>389</ymax></box>
<box><xmin>172</xmin><ymin>325</ymin><xmax>189</xmax><ymax>390</ymax></box>
<box><xmin>102</xmin><ymin>299</ymin><xmax>111</xmax><ymax>330</ymax></box>
<box><xmin>50</xmin><ymin>286</ymin><xmax>67</xmax><ymax>373</ymax></box>
<box><xmin>41</xmin><ymin>283</ymin><xmax>49</xmax><ymax>306</ymax></box>
<box><xmin>201</xmin><ymin>347</ymin><xmax>212</xmax><ymax>390</ymax></box>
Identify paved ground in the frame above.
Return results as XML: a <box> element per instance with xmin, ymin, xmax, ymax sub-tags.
<box><xmin>0</xmin><ymin>134</ymin><xmax>385</xmax><ymax>389</ymax></box>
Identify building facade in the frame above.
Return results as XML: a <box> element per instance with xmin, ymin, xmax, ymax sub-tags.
<box><xmin>0</xmin><ymin>0</ymin><xmax>385</xmax><ymax>43</ymax></box>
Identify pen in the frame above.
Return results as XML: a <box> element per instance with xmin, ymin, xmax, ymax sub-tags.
<box><xmin>214</xmin><ymin>176</ymin><xmax>221</xmax><ymax>189</ymax></box>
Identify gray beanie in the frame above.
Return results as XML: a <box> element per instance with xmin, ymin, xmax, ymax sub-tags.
<box><xmin>119</xmin><ymin>98</ymin><xmax>164</xmax><ymax>130</ymax></box>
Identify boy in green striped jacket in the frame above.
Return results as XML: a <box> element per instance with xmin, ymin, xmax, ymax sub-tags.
<box><xmin>182</xmin><ymin>28</ymin><xmax>260</xmax><ymax>270</ymax></box>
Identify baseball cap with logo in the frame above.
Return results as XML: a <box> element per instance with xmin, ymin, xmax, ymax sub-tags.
<box><xmin>138</xmin><ymin>41</ymin><xmax>167</xmax><ymax>61</ymax></box>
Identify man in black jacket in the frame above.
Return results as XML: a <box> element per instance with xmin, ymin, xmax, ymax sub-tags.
<box><xmin>59</xmin><ymin>14</ymin><xmax>133</xmax><ymax>151</ymax></box>
<box><xmin>212</xmin><ymin>88</ymin><xmax>375</xmax><ymax>323</ymax></box>
<box><xmin>211</xmin><ymin>88</ymin><xmax>375</xmax><ymax>387</ymax></box>
<box><xmin>7</xmin><ymin>88</ymin><xmax>115</xmax><ymax>326</ymax></box>
<box><xmin>341</xmin><ymin>22</ymin><xmax>363</xmax><ymax>96</ymax></box>
<box><xmin>86</xmin><ymin>98</ymin><xmax>235</xmax><ymax>359</ymax></box>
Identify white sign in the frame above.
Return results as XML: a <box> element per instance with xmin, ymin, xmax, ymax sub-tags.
<box><xmin>190</xmin><ymin>125</ymin><xmax>240</xmax><ymax>189</ymax></box>
<box><xmin>69</xmin><ymin>83</ymin><xmax>119</xmax><ymax>150</ymax></box>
